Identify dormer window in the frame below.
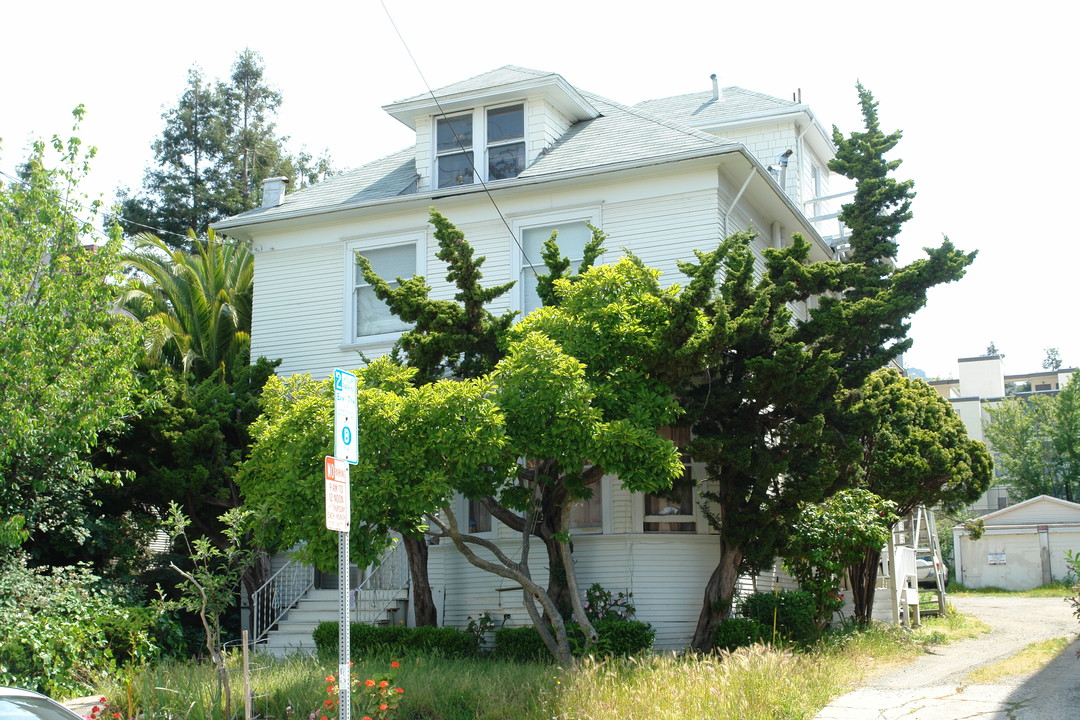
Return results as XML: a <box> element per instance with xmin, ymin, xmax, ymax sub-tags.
<box><xmin>436</xmin><ymin>103</ymin><xmax>525</xmax><ymax>188</ymax></box>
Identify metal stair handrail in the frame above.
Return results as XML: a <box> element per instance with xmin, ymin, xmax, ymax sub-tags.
<box><xmin>251</xmin><ymin>555</ymin><xmax>315</xmax><ymax>643</ymax></box>
<box><xmin>352</xmin><ymin>541</ymin><xmax>410</xmax><ymax>625</ymax></box>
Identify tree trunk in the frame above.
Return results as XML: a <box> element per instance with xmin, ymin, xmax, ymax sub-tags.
<box><xmin>403</xmin><ymin>535</ymin><xmax>437</xmax><ymax>626</ymax></box>
<box><xmin>690</xmin><ymin>542</ymin><xmax>743</xmax><ymax>651</ymax></box>
<box><xmin>847</xmin><ymin>546</ymin><xmax>882</xmax><ymax>625</ymax></box>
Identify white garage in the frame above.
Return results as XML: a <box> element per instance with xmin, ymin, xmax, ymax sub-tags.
<box><xmin>953</xmin><ymin>495</ymin><xmax>1080</xmax><ymax>590</ymax></box>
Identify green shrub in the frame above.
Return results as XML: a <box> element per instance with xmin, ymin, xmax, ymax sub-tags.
<box><xmin>593</xmin><ymin>619</ymin><xmax>654</xmax><ymax>656</ymax></box>
<box><xmin>739</xmin><ymin>590</ymin><xmax>818</xmax><ymax>646</ymax></box>
<box><xmin>313</xmin><ymin>622</ymin><xmax>478</xmax><ymax>659</ymax></box>
<box><xmin>494</xmin><ymin>620</ymin><xmax>654</xmax><ymax>662</ymax></box>
<box><xmin>711</xmin><ymin>617</ymin><xmax>770</xmax><ymax>652</ymax></box>
<box><xmin>0</xmin><ymin>557</ymin><xmax>169</xmax><ymax>695</ymax></box>
<box><xmin>493</xmin><ymin>625</ymin><xmax>550</xmax><ymax>663</ymax></box>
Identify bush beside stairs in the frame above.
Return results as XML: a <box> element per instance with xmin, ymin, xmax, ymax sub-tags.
<box><xmin>261</xmin><ymin>587</ymin><xmax>409</xmax><ymax>656</ymax></box>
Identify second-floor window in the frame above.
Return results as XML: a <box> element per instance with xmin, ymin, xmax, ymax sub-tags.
<box><xmin>437</xmin><ymin>104</ymin><xmax>525</xmax><ymax>188</ymax></box>
<box><xmin>349</xmin><ymin>241</ymin><xmax>416</xmax><ymax>342</ymax></box>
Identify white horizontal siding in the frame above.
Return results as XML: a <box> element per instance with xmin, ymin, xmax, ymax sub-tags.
<box><xmin>987</xmin><ymin>498</ymin><xmax>1080</xmax><ymax>526</ymax></box>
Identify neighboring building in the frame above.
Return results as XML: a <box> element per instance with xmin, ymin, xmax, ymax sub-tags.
<box><xmin>953</xmin><ymin>495</ymin><xmax>1080</xmax><ymax>590</ymax></box>
<box><xmin>216</xmin><ymin>66</ymin><xmax>844</xmax><ymax>650</ymax></box>
<box><xmin>926</xmin><ymin>356</ymin><xmax>1075</xmax><ymax>516</ymax></box>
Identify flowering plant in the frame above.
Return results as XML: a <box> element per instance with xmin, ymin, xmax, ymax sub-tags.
<box><xmin>582</xmin><ymin>583</ymin><xmax>635</xmax><ymax>623</ymax></box>
<box><xmin>322</xmin><ymin>661</ymin><xmax>404</xmax><ymax>720</ymax></box>
<box><xmin>466</xmin><ymin>612</ymin><xmax>495</xmax><ymax>648</ymax></box>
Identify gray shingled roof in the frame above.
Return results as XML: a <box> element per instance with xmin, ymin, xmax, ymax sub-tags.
<box><xmin>215</xmin><ymin>70</ymin><xmax>744</xmax><ymax>230</ymax></box>
<box><xmin>389</xmin><ymin>65</ymin><xmax>557</xmax><ymax>105</ymax></box>
<box><xmin>634</xmin><ymin>86</ymin><xmax>798</xmax><ymax>126</ymax></box>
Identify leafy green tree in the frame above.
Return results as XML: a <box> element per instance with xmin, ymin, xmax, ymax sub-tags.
<box><xmin>90</xmin><ymin>227</ymin><xmax>277</xmax><ymax>606</ymax></box>
<box><xmin>0</xmin><ymin>110</ymin><xmax>143</xmax><ymax>550</ymax></box>
<box><xmin>1043</xmin><ymin>347</ymin><xmax>1062</xmax><ymax>371</ymax></box>
<box><xmin>685</xmin><ymin>85</ymin><xmax>976</xmax><ymax>650</ymax></box>
<box><xmin>845</xmin><ymin>369</ymin><xmax>992</xmax><ymax>623</ymax></box>
<box><xmin>353</xmin><ymin>210</ymin><xmax>608</xmax><ymax>624</ymax></box>
<box><xmin>118</xmin><ymin>50</ymin><xmax>332</xmax><ymax>245</ymax></box>
<box><xmin>240</xmin><ymin>256</ymin><xmax>692</xmax><ymax>665</ymax></box>
<box><xmin>985</xmin><ymin>371</ymin><xmax>1080</xmax><ymax>503</ymax></box>
<box><xmin>783</xmin><ymin>489</ymin><xmax>897</xmax><ymax>629</ymax></box>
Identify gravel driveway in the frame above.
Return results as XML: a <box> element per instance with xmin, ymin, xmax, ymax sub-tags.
<box><xmin>815</xmin><ymin>595</ymin><xmax>1080</xmax><ymax>719</ymax></box>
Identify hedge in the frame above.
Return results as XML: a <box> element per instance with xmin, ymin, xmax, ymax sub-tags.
<box><xmin>312</xmin><ymin>622</ymin><xmax>478</xmax><ymax>659</ymax></box>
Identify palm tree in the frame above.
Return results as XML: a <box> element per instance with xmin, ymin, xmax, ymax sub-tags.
<box><xmin>122</xmin><ymin>229</ymin><xmax>253</xmax><ymax>380</ymax></box>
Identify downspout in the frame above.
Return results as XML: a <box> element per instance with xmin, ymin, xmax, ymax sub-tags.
<box><xmin>723</xmin><ymin>167</ymin><xmax>757</xmax><ymax>238</ymax></box>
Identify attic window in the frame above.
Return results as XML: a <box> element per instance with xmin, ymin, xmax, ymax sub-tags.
<box><xmin>436</xmin><ymin>103</ymin><xmax>525</xmax><ymax>188</ymax></box>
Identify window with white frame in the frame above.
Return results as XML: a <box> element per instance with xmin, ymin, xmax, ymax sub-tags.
<box><xmin>568</xmin><ymin>477</ymin><xmax>603</xmax><ymax>533</ymax></box>
<box><xmin>467</xmin><ymin>497</ymin><xmax>492</xmax><ymax>533</ymax></box>
<box><xmin>644</xmin><ymin>426</ymin><xmax>697</xmax><ymax>532</ymax></box>
<box><xmin>436</xmin><ymin>104</ymin><xmax>525</xmax><ymax>189</ymax></box>
<box><xmin>519</xmin><ymin>219</ymin><xmax>595</xmax><ymax>315</ymax></box>
<box><xmin>349</xmin><ymin>242</ymin><xmax>416</xmax><ymax>342</ymax></box>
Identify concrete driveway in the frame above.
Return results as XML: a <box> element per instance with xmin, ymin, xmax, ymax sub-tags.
<box><xmin>815</xmin><ymin>595</ymin><xmax>1080</xmax><ymax>720</ymax></box>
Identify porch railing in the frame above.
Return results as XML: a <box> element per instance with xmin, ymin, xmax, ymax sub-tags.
<box><xmin>251</xmin><ymin>556</ymin><xmax>315</xmax><ymax>644</ymax></box>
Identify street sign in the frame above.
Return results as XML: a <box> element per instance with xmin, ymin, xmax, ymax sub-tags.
<box><xmin>333</xmin><ymin>368</ymin><xmax>358</xmax><ymax>464</ymax></box>
<box><xmin>324</xmin><ymin>456</ymin><xmax>350</xmax><ymax>532</ymax></box>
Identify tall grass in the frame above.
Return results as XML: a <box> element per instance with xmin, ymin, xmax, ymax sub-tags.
<box><xmin>95</xmin><ymin>613</ymin><xmax>983</xmax><ymax>720</ymax></box>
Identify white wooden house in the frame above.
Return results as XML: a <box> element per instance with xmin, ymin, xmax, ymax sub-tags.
<box><xmin>215</xmin><ymin>66</ymin><xmax>841</xmax><ymax>651</ymax></box>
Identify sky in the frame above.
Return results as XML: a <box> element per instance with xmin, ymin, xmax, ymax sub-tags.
<box><xmin>3</xmin><ymin>1</ymin><xmax>1075</xmax><ymax>379</ymax></box>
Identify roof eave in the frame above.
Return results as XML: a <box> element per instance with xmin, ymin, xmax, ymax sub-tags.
<box><xmin>382</xmin><ymin>74</ymin><xmax>599</xmax><ymax>129</ymax></box>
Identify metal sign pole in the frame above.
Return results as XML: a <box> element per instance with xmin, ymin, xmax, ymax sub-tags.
<box><xmin>338</xmin><ymin>529</ymin><xmax>350</xmax><ymax>720</ymax></box>
<box><xmin>331</xmin><ymin>368</ymin><xmax>358</xmax><ymax>720</ymax></box>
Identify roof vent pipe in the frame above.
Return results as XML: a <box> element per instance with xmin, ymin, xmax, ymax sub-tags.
<box><xmin>777</xmin><ymin>149</ymin><xmax>793</xmax><ymax>196</ymax></box>
<box><xmin>261</xmin><ymin>176</ymin><xmax>289</xmax><ymax>208</ymax></box>
<box><xmin>710</xmin><ymin>74</ymin><xmax>721</xmax><ymax>101</ymax></box>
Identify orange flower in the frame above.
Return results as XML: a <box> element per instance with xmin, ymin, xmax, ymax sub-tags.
<box><xmin>378</xmin><ymin>680</ymin><xmax>388</xmax><ymax>688</ymax></box>
<box><xmin>395</xmin><ymin>688</ymin><xmax>404</xmax><ymax>694</ymax></box>
<box><xmin>390</xmin><ymin>661</ymin><xmax>399</xmax><ymax>668</ymax></box>
<box><xmin>365</xmin><ymin>679</ymin><xmax>375</xmax><ymax>687</ymax></box>
<box><xmin>323</xmin><ymin>700</ymin><xmax>334</xmax><ymax>707</ymax></box>
<box><xmin>325</xmin><ymin>675</ymin><xmax>335</xmax><ymax>683</ymax></box>
<box><xmin>379</xmin><ymin>705</ymin><xmax>388</xmax><ymax>711</ymax></box>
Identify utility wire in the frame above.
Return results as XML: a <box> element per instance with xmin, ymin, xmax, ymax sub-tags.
<box><xmin>379</xmin><ymin>0</ymin><xmax>540</xmax><ymax>278</ymax></box>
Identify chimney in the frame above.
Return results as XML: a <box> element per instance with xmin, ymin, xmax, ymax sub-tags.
<box><xmin>261</xmin><ymin>176</ymin><xmax>289</xmax><ymax>208</ymax></box>
<box><xmin>710</xmin><ymin>74</ymin><xmax>722</xmax><ymax>101</ymax></box>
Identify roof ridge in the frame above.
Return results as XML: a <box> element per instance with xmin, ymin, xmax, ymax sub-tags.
<box><xmin>581</xmin><ymin>90</ymin><xmax>737</xmax><ymax>148</ymax></box>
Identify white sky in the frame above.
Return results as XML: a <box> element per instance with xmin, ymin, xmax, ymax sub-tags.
<box><xmin>3</xmin><ymin>0</ymin><xmax>1076</xmax><ymax>379</ymax></box>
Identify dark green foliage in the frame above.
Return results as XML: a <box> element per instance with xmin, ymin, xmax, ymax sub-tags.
<box><xmin>710</xmin><ymin>617</ymin><xmax>770</xmax><ymax>652</ymax></box>
<box><xmin>492</xmin><ymin>625</ymin><xmax>551</xmax><ymax>663</ymax></box>
<box><xmin>356</xmin><ymin>209</ymin><xmax>518</xmax><ymax>384</ymax></box>
<box><xmin>592</xmin><ymin>619</ymin><xmax>655</xmax><ymax>656</ymax></box>
<box><xmin>739</xmin><ymin>590</ymin><xmax>818</xmax><ymax>647</ymax></box>
<box><xmin>119</xmin><ymin>50</ymin><xmax>332</xmax><ymax>245</ymax></box>
<box><xmin>829</xmin><ymin>83</ymin><xmax>913</xmax><ymax>267</ymax></box>
<box><xmin>493</xmin><ymin>620</ymin><xmax>654</xmax><ymax>662</ymax></box>
<box><xmin>313</xmin><ymin>622</ymin><xmax>479</xmax><ymax>659</ymax></box>
<box><xmin>686</xmin><ymin>86</ymin><xmax>977</xmax><ymax>650</ymax></box>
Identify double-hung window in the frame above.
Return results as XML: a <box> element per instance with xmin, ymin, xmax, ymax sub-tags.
<box><xmin>348</xmin><ymin>240</ymin><xmax>417</xmax><ymax>343</ymax></box>
<box><xmin>643</xmin><ymin>426</ymin><xmax>698</xmax><ymax>533</ymax></box>
<box><xmin>436</xmin><ymin>104</ymin><xmax>525</xmax><ymax>188</ymax></box>
<box><xmin>518</xmin><ymin>216</ymin><xmax>598</xmax><ymax>314</ymax></box>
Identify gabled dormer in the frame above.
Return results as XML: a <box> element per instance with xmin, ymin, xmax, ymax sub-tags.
<box><xmin>382</xmin><ymin>66</ymin><xmax>600</xmax><ymax>193</ymax></box>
